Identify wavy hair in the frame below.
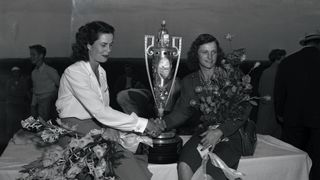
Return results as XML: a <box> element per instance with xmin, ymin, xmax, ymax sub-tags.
<box><xmin>71</xmin><ymin>21</ymin><xmax>115</xmax><ymax>62</ymax></box>
<box><xmin>187</xmin><ymin>34</ymin><xmax>224</xmax><ymax>71</ymax></box>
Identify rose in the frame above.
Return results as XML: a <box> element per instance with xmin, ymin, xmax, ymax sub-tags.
<box><xmin>41</xmin><ymin>129</ymin><xmax>59</xmax><ymax>143</ymax></box>
<box><xmin>206</xmin><ymin>96</ymin><xmax>212</xmax><ymax>104</ymax></box>
<box><xmin>242</xmin><ymin>75</ymin><xmax>251</xmax><ymax>84</ymax></box>
<box><xmin>225</xmin><ymin>80</ymin><xmax>231</xmax><ymax>86</ymax></box>
<box><xmin>42</xmin><ymin>145</ymin><xmax>64</xmax><ymax>167</ymax></box>
<box><xmin>89</xmin><ymin>129</ymin><xmax>104</xmax><ymax>136</ymax></box>
<box><xmin>205</xmin><ymin>107</ymin><xmax>212</xmax><ymax>114</ymax></box>
<box><xmin>240</xmin><ymin>54</ymin><xmax>246</xmax><ymax>61</ymax></box>
<box><xmin>93</xmin><ymin>145</ymin><xmax>105</xmax><ymax>159</ymax></box>
<box><xmin>69</xmin><ymin>138</ymin><xmax>80</xmax><ymax>148</ymax></box>
<box><xmin>263</xmin><ymin>95</ymin><xmax>271</xmax><ymax>101</ymax></box>
<box><xmin>94</xmin><ymin>159</ymin><xmax>107</xmax><ymax>178</ymax></box>
<box><xmin>190</xmin><ymin>99</ymin><xmax>197</xmax><ymax>107</ymax></box>
<box><xmin>37</xmin><ymin>169</ymin><xmax>50</xmax><ymax>178</ymax></box>
<box><xmin>195</xmin><ymin>86</ymin><xmax>203</xmax><ymax>93</ymax></box>
<box><xmin>66</xmin><ymin>165</ymin><xmax>82</xmax><ymax>179</ymax></box>
<box><xmin>78</xmin><ymin>135</ymin><xmax>94</xmax><ymax>148</ymax></box>
<box><xmin>245</xmin><ymin>84</ymin><xmax>252</xmax><ymax>90</ymax></box>
<box><xmin>225</xmin><ymin>33</ymin><xmax>233</xmax><ymax>41</ymax></box>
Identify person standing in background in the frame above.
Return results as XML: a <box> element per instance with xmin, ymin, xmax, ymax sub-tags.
<box><xmin>256</xmin><ymin>49</ymin><xmax>286</xmax><ymax>139</ymax></box>
<box><xmin>114</xmin><ymin>64</ymin><xmax>153</xmax><ymax>117</ymax></box>
<box><xmin>274</xmin><ymin>31</ymin><xmax>320</xmax><ymax>180</ymax></box>
<box><xmin>5</xmin><ymin>66</ymin><xmax>31</xmax><ymax>138</ymax></box>
<box><xmin>29</xmin><ymin>44</ymin><xmax>60</xmax><ymax>121</ymax></box>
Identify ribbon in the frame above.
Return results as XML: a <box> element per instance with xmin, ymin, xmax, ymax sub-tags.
<box><xmin>191</xmin><ymin>144</ymin><xmax>245</xmax><ymax>180</ymax></box>
<box><xmin>118</xmin><ymin>132</ymin><xmax>153</xmax><ymax>153</ymax></box>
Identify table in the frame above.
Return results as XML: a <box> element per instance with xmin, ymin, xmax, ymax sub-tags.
<box><xmin>0</xmin><ymin>134</ymin><xmax>312</xmax><ymax>180</ymax></box>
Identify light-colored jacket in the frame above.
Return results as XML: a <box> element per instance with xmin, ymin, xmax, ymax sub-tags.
<box><xmin>56</xmin><ymin>61</ymin><xmax>148</xmax><ymax>133</ymax></box>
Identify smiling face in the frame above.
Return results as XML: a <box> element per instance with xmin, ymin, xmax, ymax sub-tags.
<box><xmin>198</xmin><ymin>41</ymin><xmax>218</xmax><ymax>70</ymax></box>
<box><xmin>87</xmin><ymin>33</ymin><xmax>114</xmax><ymax>65</ymax></box>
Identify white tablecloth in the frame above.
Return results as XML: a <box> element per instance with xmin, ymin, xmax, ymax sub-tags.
<box><xmin>0</xmin><ymin>134</ymin><xmax>311</xmax><ymax>180</ymax></box>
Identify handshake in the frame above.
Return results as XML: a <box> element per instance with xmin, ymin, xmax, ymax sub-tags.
<box><xmin>144</xmin><ymin>118</ymin><xmax>167</xmax><ymax>137</ymax></box>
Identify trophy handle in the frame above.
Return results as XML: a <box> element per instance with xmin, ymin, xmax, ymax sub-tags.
<box><xmin>144</xmin><ymin>35</ymin><xmax>156</xmax><ymax>104</ymax></box>
<box><xmin>165</xmin><ymin>37</ymin><xmax>182</xmax><ymax>108</ymax></box>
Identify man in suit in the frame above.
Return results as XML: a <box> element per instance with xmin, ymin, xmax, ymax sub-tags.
<box><xmin>274</xmin><ymin>31</ymin><xmax>320</xmax><ymax>180</ymax></box>
<box><xmin>257</xmin><ymin>49</ymin><xmax>286</xmax><ymax>139</ymax></box>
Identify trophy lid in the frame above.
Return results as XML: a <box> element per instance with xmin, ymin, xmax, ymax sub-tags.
<box><xmin>157</xmin><ymin>20</ymin><xmax>170</xmax><ymax>47</ymax></box>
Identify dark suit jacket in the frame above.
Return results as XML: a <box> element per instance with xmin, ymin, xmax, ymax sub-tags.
<box><xmin>164</xmin><ymin>71</ymin><xmax>245</xmax><ymax>137</ymax></box>
<box><xmin>274</xmin><ymin>46</ymin><xmax>320</xmax><ymax>127</ymax></box>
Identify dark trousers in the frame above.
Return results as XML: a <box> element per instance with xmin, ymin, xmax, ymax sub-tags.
<box><xmin>282</xmin><ymin>126</ymin><xmax>320</xmax><ymax>180</ymax></box>
<box><xmin>179</xmin><ymin>134</ymin><xmax>242</xmax><ymax>180</ymax></box>
<box><xmin>32</xmin><ymin>93</ymin><xmax>57</xmax><ymax>121</ymax></box>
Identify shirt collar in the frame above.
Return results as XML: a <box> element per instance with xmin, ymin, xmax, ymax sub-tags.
<box><xmin>36</xmin><ymin>63</ymin><xmax>46</xmax><ymax>71</ymax></box>
<box><xmin>82</xmin><ymin>61</ymin><xmax>104</xmax><ymax>77</ymax></box>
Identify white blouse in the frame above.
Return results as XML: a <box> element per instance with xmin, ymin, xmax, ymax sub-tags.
<box><xmin>56</xmin><ymin>61</ymin><xmax>148</xmax><ymax>133</ymax></box>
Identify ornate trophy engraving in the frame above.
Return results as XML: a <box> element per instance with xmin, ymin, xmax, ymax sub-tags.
<box><xmin>144</xmin><ymin>20</ymin><xmax>183</xmax><ymax>164</ymax></box>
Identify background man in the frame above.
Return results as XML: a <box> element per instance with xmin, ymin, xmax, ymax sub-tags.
<box><xmin>29</xmin><ymin>44</ymin><xmax>60</xmax><ymax>121</ymax></box>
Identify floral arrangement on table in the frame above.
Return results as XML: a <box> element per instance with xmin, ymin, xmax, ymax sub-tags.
<box><xmin>190</xmin><ymin>48</ymin><xmax>270</xmax><ymax>131</ymax></box>
<box><xmin>17</xmin><ymin>116</ymin><xmax>124</xmax><ymax>180</ymax></box>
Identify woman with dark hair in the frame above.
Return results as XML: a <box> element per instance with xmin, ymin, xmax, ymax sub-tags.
<box><xmin>164</xmin><ymin>34</ymin><xmax>242</xmax><ymax>180</ymax></box>
<box><xmin>56</xmin><ymin>21</ymin><xmax>162</xmax><ymax>180</ymax></box>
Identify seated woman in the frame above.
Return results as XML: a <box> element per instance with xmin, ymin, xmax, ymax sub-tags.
<box><xmin>163</xmin><ymin>34</ymin><xmax>244</xmax><ymax>180</ymax></box>
<box><xmin>55</xmin><ymin>21</ymin><xmax>163</xmax><ymax>180</ymax></box>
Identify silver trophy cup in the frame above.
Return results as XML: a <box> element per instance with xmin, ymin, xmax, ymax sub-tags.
<box><xmin>144</xmin><ymin>20</ymin><xmax>182</xmax><ymax>164</ymax></box>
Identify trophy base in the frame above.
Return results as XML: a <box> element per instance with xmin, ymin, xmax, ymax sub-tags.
<box><xmin>147</xmin><ymin>130</ymin><xmax>182</xmax><ymax>164</ymax></box>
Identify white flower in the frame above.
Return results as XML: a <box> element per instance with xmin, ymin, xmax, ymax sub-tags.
<box><xmin>66</xmin><ymin>165</ymin><xmax>82</xmax><ymax>178</ymax></box>
<box><xmin>263</xmin><ymin>95</ymin><xmax>271</xmax><ymax>101</ymax></box>
<box><xmin>41</xmin><ymin>129</ymin><xmax>59</xmax><ymax>143</ymax></box>
<box><xmin>240</xmin><ymin>54</ymin><xmax>246</xmax><ymax>62</ymax></box>
<box><xmin>253</xmin><ymin>62</ymin><xmax>261</xmax><ymax>69</ymax></box>
<box><xmin>69</xmin><ymin>138</ymin><xmax>80</xmax><ymax>148</ymax></box>
<box><xmin>93</xmin><ymin>145</ymin><xmax>105</xmax><ymax>159</ymax></box>
<box><xmin>37</xmin><ymin>169</ymin><xmax>50</xmax><ymax>178</ymax></box>
<box><xmin>225</xmin><ymin>33</ymin><xmax>234</xmax><ymax>41</ymax></box>
<box><xmin>89</xmin><ymin>129</ymin><xmax>104</xmax><ymax>136</ymax></box>
<box><xmin>78</xmin><ymin>135</ymin><xmax>94</xmax><ymax>148</ymax></box>
<box><xmin>94</xmin><ymin>159</ymin><xmax>107</xmax><ymax>178</ymax></box>
<box><xmin>42</xmin><ymin>145</ymin><xmax>64</xmax><ymax>167</ymax></box>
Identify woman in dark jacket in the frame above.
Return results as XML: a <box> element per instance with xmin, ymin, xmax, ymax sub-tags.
<box><xmin>164</xmin><ymin>34</ymin><xmax>243</xmax><ymax>180</ymax></box>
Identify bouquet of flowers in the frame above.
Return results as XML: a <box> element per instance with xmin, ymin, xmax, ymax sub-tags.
<box><xmin>18</xmin><ymin>117</ymin><xmax>124</xmax><ymax>180</ymax></box>
<box><xmin>190</xmin><ymin>48</ymin><xmax>270</xmax><ymax>131</ymax></box>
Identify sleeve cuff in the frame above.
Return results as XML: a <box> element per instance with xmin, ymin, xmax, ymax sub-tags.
<box><xmin>131</xmin><ymin>112</ymin><xmax>148</xmax><ymax>133</ymax></box>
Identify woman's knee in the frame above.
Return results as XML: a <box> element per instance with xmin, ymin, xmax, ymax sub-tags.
<box><xmin>178</xmin><ymin>162</ymin><xmax>193</xmax><ymax>180</ymax></box>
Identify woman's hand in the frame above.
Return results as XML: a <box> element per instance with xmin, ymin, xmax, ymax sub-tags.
<box><xmin>102</xmin><ymin>128</ymin><xmax>120</xmax><ymax>142</ymax></box>
<box><xmin>200</xmin><ymin>128</ymin><xmax>223</xmax><ymax>151</ymax></box>
<box><xmin>145</xmin><ymin>119</ymin><xmax>162</xmax><ymax>137</ymax></box>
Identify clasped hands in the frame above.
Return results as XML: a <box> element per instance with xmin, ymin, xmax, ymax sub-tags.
<box><xmin>144</xmin><ymin>118</ymin><xmax>167</xmax><ymax>137</ymax></box>
<box><xmin>101</xmin><ymin>118</ymin><xmax>166</xmax><ymax>142</ymax></box>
